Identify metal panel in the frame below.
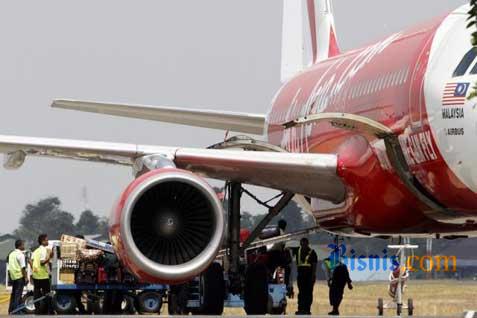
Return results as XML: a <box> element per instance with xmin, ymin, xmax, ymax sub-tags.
<box><xmin>52</xmin><ymin>99</ymin><xmax>266</xmax><ymax>135</ymax></box>
<box><xmin>0</xmin><ymin>134</ymin><xmax>345</xmax><ymax>202</ymax></box>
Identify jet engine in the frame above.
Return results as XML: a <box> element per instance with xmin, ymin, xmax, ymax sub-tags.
<box><xmin>109</xmin><ymin>168</ymin><xmax>224</xmax><ymax>283</ymax></box>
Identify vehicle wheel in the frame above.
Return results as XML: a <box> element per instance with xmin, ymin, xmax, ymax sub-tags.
<box><xmin>377</xmin><ymin>298</ymin><xmax>384</xmax><ymax>316</ymax></box>
<box><xmin>122</xmin><ymin>293</ymin><xmax>137</xmax><ymax>314</ymax></box>
<box><xmin>397</xmin><ymin>303</ymin><xmax>402</xmax><ymax>316</ymax></box>
<box><xmin>52</xmin><ymin>293</ymin><xmax>77</xmax><ymax>315</ymax></box>
<box><xmin>269</xmin><ymin>302</ymin><xmax>287</xmax><ymax>315</ymax></box>
<box><xmin>408</xmin><ymin>298</ymin><xmax>414</xmax><ymax>316</ymax></box>
<box><xmin>244</xmin><ymin>263</ymin><xmax>269</xmax><ymax>315</ymax></box>
<box><xmin>136</xmin><ymin>291</ymin><xmax>162</xmax><ymax>314</ymax></box>
<box><xmin>21</xmin><ymin>291</ymin><xmax>36</xmax><ymax>314</ymax></box>
<box><xmin>196</xmin><ymin>262</ymin><xmax>225</xmax><ymax>315</ymax></box>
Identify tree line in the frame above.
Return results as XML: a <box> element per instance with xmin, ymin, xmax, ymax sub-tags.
<box><xmin>12</xmin><ymin>197</ymin><xmax>109</xmax><ymax>246</ymax></box>
<box><xmin>10</xmin><ymin>194</ymin><xmax>317</xmax><ymax>246</ymax></box>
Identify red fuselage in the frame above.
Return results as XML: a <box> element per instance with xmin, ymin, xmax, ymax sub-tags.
<box><xmin>267</xmin><ymin>8</ymin><xmax>477</xmax><ymax>236</ymax></box>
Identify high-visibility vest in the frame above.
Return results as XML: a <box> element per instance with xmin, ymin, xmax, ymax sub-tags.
<box><xmin>8</xmin><ymin>250</ymin><xmax>24</xmax><ymax>281</ymax></box>
<box><xmin>32</xmin><ymin>246</ymin><xmax>49</xmax><ymax>280</ymax></box>
<box><xmin>297</xmin><ymin>247</ymin><xmax>313</xmax><ymax>267</ymax></box>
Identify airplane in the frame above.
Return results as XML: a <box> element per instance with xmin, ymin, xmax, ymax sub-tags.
<box><xmin>0</xmin><ymin>0</ymin><xmax>476</xmax><ymax>289</ymax></box>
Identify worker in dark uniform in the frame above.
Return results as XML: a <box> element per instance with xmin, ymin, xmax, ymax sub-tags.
<box><xmin>294</xmin><ymin>237</ymin><xmax>317</xmax><ymax>315</ymax></box>
<box><xmin>328</xmin><ymin>261</ymin><xmax>353</xmax><ymax>315</ymax></box>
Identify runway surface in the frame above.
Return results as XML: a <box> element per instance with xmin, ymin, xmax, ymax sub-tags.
<box><xmin>0</xmin><ymin>315</ymin><xmax>472</xmax><ymax>318</ymax></box>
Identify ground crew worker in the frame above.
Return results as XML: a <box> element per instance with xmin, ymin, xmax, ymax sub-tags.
<box><xmin>322</xmin><ymin>257</ymin><xmax>333</xmax><ymax>286</ymax></box>
<box><xmin>267</xmin><ymin>220</ymin><xmax>292</xmax><ymax>294</ymax></box>
<box><xmin>328</xmin><ymin>261</ymin><xmax>353</xmax><ymax>316</ymax></box>
<box><xmin>32</xmin><ymin>234</ymin><xmax>52</xmax><ymax>315</ymax></box>
<box><xmin>294</xmin><ymin>237</ymin><xmax>317</xmax><ymax>315</ymax></box>
<box><xmin>8</xmin><ymin>239</ymin><xmax>28</xmax><ymax>314</ymax></box>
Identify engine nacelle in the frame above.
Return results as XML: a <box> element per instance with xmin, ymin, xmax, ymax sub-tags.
<box><xmin>109</xmin><ymin>168</ymin><xmax>224</xmax><ymax>283</ymax></box>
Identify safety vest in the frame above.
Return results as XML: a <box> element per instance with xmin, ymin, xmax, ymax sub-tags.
<box><xmin>8</xmin><ymin>250</ymin><xmax>24</xmax><ymax>281</ymax></box>
<box><xmin>32</xmin><ymin>246</ymin><xmax>49</xmax><ymax>280</ymax></box>
<box><xmin>297</xmin><ymin>247</ymin><xmax>313</xmax><ymax>267</ymax></box>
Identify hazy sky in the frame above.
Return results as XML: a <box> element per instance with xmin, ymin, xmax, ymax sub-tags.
<box><xmin>0</xmin><ymin>0</ymin><xmax>468</xmax><ymax>233</ymax></box>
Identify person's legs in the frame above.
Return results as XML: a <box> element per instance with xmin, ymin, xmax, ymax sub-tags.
<box><xmin>9</xmin><ymin>279</ymin><xmax>21</xmax><ymax>314</ymax></box>
<box><xmin>296</xmin><ymin>273</ymin><xmax>305</xmax><ymax>313</ymax></box>
<box><xmin>329</xmin><ymin>286</ymin><xmax>344</xmax><ymax>315</ymax></box>
<box><xmin>302</xmin><ymin>275</ymin><xmax>313</xmax><ymax>314</ymax></box>
<box><xmin>307</xmin><ymin>278</ymin><xmax>315</xmax><ymax>313</ymax></box>
<box><xmin>38</xmin><ymin>279</ymin><xmax>51</xmax><ymax>315</ymax></box>
<box><xmin>33</xmin><ymin>279</ymin><xmax>42</xmax><ymax>314</ymax></box>
<box><xmin>12</xmin><ymin>279</ymin><xmax>25</xmax><ymax>314</ymax></box>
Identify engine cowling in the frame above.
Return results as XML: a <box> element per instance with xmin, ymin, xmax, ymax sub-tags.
<box><xmin>109</xmin><ymin>168</ymin><xmax>224</xmax><ymax>284</ymax></box>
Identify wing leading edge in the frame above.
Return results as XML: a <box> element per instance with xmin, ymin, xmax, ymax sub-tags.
<box><xmin>0</xmin><ymin>134</ymin><xmax>345</xmax><ymax>203</ymax></box>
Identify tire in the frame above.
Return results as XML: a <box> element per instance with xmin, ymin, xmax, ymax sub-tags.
<box><xmin>21</xmin><ymin>291</ymin><xmax>36</xmax><ymax>315</ymax></box>
<box><xmin>408</xmin><ymin>298</ymin><xmax>414</xmax><ymax>316</ymax></box>
<box><xmin>122</xmin><ymin>294</ymin><xmax>137</xmax><ymax>314</ymax></box>
<box><xmin>196</xmin><ymin>262</ymin><xmax>225</xmax><ymax>315</ymax></box>
<box><xmin>270</xmin><ymin>303</ymin><xmax>287</xmax><ymax>315</ymax></box>
<box><xmin>244</xmin><ymin>263</ymin><xmax>269</xmax><ymax>315</ymax></box>
<box><xmin>377</xmin><ymin>298</ymin><xmax>384</xmax><ymax>316</ymax></box>
<box><xmin>136</xmin><ymin>291</ymin><xmax>162</xmax><ymax>314</ymax></box>
<box><xmin>52</xmin><ymin>293</ymin><xmax>77</xmax><ymax>315</ymax></box>
<box><xmin>397</xmin><ymin>303</ymin><xmax>402</xmax><ymax>316</ymax></box>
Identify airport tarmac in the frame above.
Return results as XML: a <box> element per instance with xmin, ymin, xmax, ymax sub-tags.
<box><xmin>0</xmin><ymin>311</ymin><xmax>468</xmax><ymax>318</ymax></box>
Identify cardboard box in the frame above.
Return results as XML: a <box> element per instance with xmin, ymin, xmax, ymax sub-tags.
<box><xmin>61</xmin><ymin>234</ymin><xmax>87</xmax><ymax>249</ymax></box>
<box><xmin>60</xmin><ymin>243</ymin><xmax>79</xmax><ymax>260</ymax></box>
<box><xmin>59</xmin><ymin>272</ymin><xmax>75</xmax><ymax>284</ymax></box>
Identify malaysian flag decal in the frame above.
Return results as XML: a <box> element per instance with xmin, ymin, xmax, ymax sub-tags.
<box><xmin>442</xmin><ymin>82</ymin><xmax>470</xmax><ymax>106</ymax></box>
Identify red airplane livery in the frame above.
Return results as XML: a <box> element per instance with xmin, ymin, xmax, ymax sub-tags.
<box><xmin>1</xmin><ymin>1</ymin><xmax>476</xmax><ymax>284</ymax></box>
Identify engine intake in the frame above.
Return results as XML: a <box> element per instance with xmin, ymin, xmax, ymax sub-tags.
<box><xmin>110</xmin><ymin>168</ymin><xmax>224</xmax><ymax>283</ymax></box>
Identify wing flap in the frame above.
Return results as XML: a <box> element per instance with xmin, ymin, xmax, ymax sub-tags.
<box><xmin>51</xmin><ymin>100</ymin><xmax>266</xmax><ymax>135</ymax></box>
<box><xmin>0</xmin><ymin>134</ymin><xmax>345</xmax><ymax>202</ymax></box>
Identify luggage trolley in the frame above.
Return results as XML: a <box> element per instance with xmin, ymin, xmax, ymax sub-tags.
<box><xmin>377</xmin><ymin>239</ymin><xmax>417</xmax><ymax>316</ymax></box>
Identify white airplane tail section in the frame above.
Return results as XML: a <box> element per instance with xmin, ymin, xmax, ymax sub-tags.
<box><xmin>281</xmin><ymin>0</ymin><xmax>340</xmax><ymax>82</ymax></box>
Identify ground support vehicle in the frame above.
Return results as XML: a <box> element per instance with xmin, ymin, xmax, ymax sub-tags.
<box><xmin>50</xmin><ymin>282</ymin><xmax>166</xmax><ymax>314</ymax></box>
<box><xmin>49</xmin><ymin>240</ymin><xmax>168</xmax><ymax>315</ymax></box>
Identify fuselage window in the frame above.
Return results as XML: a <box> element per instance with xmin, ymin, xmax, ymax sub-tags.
<box><xmin>469</xmin><ymin>59</ymin><xmax>477</xmax><ymax>75</ymax></box>
<box><xmin>453</xmin><ymin>48</ymin><xmax>477</xmax><ymax>77</ymax></box>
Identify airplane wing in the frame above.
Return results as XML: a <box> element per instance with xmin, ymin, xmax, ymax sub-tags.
<box><xmin>51</xmin><ymin>100</ymin><xmax>266</xmax><ymax>135</ymax></box>
<box><xmin>0</xmin><ymin>134</ymin><xmax>345</xmax><ymax>203</ymax></box>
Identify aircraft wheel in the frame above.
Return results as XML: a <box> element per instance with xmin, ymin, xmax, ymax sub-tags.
<box><xmin>377</xmin><ymin>298</ymin><xmax>384</xmax><ymax>316</ymax></box>
<box><xmin>196</xmin><ymin>262</ymin><xmax>225</xmax><ymax>315</ymax></box>
<box><xmin>244</xmin><ymin>263</ymin><xmax>269</xmax><ymax>315</ymax></box>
